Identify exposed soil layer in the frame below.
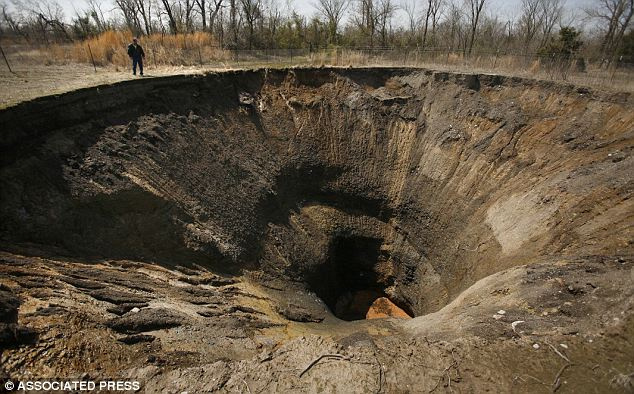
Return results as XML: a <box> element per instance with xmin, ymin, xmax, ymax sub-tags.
<box><xmin>0</xmin><ymin>68</ymin><xmax>633</xmax><ymax>392</ymax></box>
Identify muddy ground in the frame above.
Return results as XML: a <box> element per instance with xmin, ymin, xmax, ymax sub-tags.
<box><xmin>0</xmin><ymin>67</ymin><xmax>633</xmax><ymax>392</ymax></box>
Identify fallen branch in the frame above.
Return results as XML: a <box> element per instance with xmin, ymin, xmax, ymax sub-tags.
<box><xmin>547</xmin><ymin>343</ymin><xmax>571</xmax><ymax>363</ymax></box>
<box><xmin>552</xmin><ymin>363</ymin><xmax>573</xmax><ymax>392</ymax></box>
<box><xmin>299</xmin><ymin>354</ymin><xmax>351</xmax><ymax>378</ymax></box>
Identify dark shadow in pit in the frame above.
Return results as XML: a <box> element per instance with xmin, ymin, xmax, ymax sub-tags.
<box><xmin>307</xmin><ymin>235</ymin><xmax>396</xmax><ymax>321</ymax></box>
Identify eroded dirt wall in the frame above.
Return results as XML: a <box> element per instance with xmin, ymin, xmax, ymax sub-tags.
<box><xmin>0</xmin><ymin>68</ymin><xmax>632</xmax><ymax>316</ymax></box>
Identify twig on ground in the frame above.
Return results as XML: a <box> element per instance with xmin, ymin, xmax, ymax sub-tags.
<box><xmin>547</xmin><ymin>343</ymin><xmax>571</xmax><ymax>363</ymax></box>
<box><xmin>429</xmin><ymin>350</ymin><xmax>459</xmax><ymax>393</ymax></box>
<box><xmin>552</xmin><ymin>363</ymin><xmax>573</xmax><ymax>392</ymax></box>
<box><xmin>299</xmin><ymin>354</ymin><xmax>351</xmax><ymax>378</ymax></box>
<box><xmin>374</xmin><ymin>355</ymin><xmax>384</xmax><ymax>394</ymax></box>
<box><xmin>524</xmin><ymin>374</ymin><xmax>549</xmax><ymax>386</ymax></box>
<box><xmin>242</xmin><ymin>379</ymin><xmax>252</xmax><ymax>394</ymax></box>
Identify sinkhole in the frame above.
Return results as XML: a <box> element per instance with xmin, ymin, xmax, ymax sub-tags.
<box><xmin>0</xmin><ymin>67</ymin><xmax>630</xmax><ymax>326</ymax></box>
<box><xmin>306</xmin><ymin>236</ymin><xmax>413</xmax><ymax>321</ymax></box>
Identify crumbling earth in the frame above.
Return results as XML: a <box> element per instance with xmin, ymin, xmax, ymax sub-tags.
<box><xmin>0</xmin><ymin>68</ymin><xmax>633</xmax><ymax>392</ymax></box>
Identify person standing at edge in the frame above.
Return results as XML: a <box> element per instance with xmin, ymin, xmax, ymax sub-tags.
<box><xmin>127</xmin><ymin>37</ymin><xmax>145</xmax><ymax>76</ymax></box>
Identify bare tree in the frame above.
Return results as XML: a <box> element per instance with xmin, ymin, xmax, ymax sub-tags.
<box><xmin>265</xmin><ymin>0</ymin><xmax>282</xmax><ymax>46</ymax></box>
<box><xmin>518</xmin><ymin>0</ymin><xmax>542</xmax><ymax>47</ymax></box>
<box><xmin>429</xmin><ymin>0</ymin><xmax>443</xmax><ymax>35</ymax></box>
<box><xmin>241</xmin><ymin>0</ymin><xmax>261</xmax><ymax>48</ymax></box>
<box><xmin>420</xmin><ymin>0</ymin><xmax>444</xmax><ymax>47</ymax></box>
<box><xmin>204</xmin><ymin>0</ymin><xmax>224</xmax><ymax>35</ymax></box>
<box><xmin>134</xmin><ymin>0</ymin><xmax>153</xmax><ymax>34</ymax></box>
<box><xmin>586</xmin><ymin>0</ymin><xmax>634</xmax><ymax>65</ymax></box>
<box><xmin>115</xmin><ymin>0</ymin><xmax>143</xmax><ymax>34</ymax></box>
<box><xmin>350</xmin><ymin>0</ymin><xmax>376</xmax><ymax>46</ymax></box>
<box><xmin>183</xmin><ymin>0</ymin><xmax>196</xmax><ymax>32</ymax></box>
<box><xmin>229</xmin><ymin>0</ymin><xmax>237</xmax><ymax>45</ymax></box>
<box><xmin>401</xmin><ymin>0</ymin><xmax>419</xmax><ymax>45</ymax></box>
<box><xmin>11</xmin><ymin>0</ymin><xmax>71</xmax><ymax>44</ymax></box>
<box><xmin>376</xmin><ymin>0</ymin><xmax>396</xmax><ymax>46</ymax></box>
<box><xmin>195</xmin><ymin>0</ymin><xmax>207</xmax><ymax>29</ymax></box>
<box><xmin>538</xmin><ymin>0</ymin><xmax>564</xmax><ymax>48</ymax></box>
<box><xmin>443</xmin><ymin>1</ymin><xmax>466</xmax><ymax>51</ymax></box>
<box><xmin>314</xmin><ymin>0</ymin><xmax>349</xmax><ymax>43</ymax></box>
<box><xmin>160</xmin><ymin>0</ymin><xmax>179</xmax><ymax>33</ymax></box>
<box><xmin>421</xmin><ymin>0</ymin><xmax>433</xmax><ymax>46</ymax></box>
<box><xmin>2</xmin><ymin>4</ymin><xmax>28</xmax><ymax>39</ymax></box>
<box><xmin>464</xmin><ymin>0</ymin><xmax>486</xmax><ymax>55</ymax></box>
<box><xmin>85</xmin><ymin>0</ymin><xmax>109</xmax><ymax>32</ymax></box>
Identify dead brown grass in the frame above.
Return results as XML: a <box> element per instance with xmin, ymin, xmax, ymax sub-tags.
<box><xmin>11</xmin><ymin>33</ymin><xmax>630</xmax><ymax>93</ymax></box>
<box><xmin>59</xmin><ymin>30</ymin><xmax>230</xmax><ymax>67</ymax></box>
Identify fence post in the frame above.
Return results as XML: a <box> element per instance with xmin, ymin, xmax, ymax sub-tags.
<box><xmin>0</xmin><ymin>44</ymin><xmax>15</xmax><ymax>73</ymax></box>
<box><xmin>87</xmin><ymin>44</ymin><xmax>97</xmax><ymax>72</ymax></box>
<box><xmin>198</xmin><ymin>46</ymin><xmax>203</xmax><ymax>65</ymax></box>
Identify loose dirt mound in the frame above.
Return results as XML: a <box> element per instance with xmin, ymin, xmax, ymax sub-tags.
<box><xmin>0</xmin><ymin>68</ymin><xmax>632</xmax><ymax>392</ymax></box>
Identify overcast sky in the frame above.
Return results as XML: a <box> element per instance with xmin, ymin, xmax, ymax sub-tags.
<box><xmin>34</xmin><ymin>0</ymin><xmax>598</xmax><ymax>28</ymax></box>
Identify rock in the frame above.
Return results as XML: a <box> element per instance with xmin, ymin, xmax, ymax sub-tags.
<box><xmin>106</xmin><ymin>302</ymin><xmax>149</xmax><ymax>316</ymax></box>
<box><xmin>29</xmin><ymin>305</ymin><xmax>67</xmax><ymax>317</ymax></box>
<box><xmin>0</xmin><ymin>286</ymin><xmax>20</xmax><ymax>347</ymax></box>
<box><xmin>180</xmin><ymin>275</ymin><xmax>237</xmax><ymax>286</ymax></box>
<box><xmin>106</xmin><ymin>308</ymin><xmax>187</xmax><ymax>334</ymax></box>
<box><xmin>0</xmin><ymin>285</ymin><xmax>20</xmax><ymax>324</ymax></box>
<box><xmin>239</xmin><ymin>92</ymin><xmax>255</xmax><ymax>105</ymax></box>
<box><xmin>227</xmin><ymin>305</ymin><xmax>263</xmax><ymax>315</ymax></box>
<box><xmin>197</xmin><ymin>309</ymin><xmax>223</xmax><ymax>318</ymax></box>
<box><xmin>89</xmin><ymin>289</ymin><xmax>150</xmax><ymax>305</ymax></box>
<box><xmin>276</xmin><ymin>304</ymin><xmax>324</xmax><ymax>323</ymax></box>
<box><xmin>59</xmin><ymin>276</ymin><xmax>105</xmax><ymax>290</ymax></box>
<box><xmin>366</xmin><ymin>297</ymin><xmax>411</xmax><ymax>319</ymax></box>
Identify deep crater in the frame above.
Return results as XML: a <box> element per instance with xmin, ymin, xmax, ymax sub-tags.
<box><xmin>0</xmin><ymin>67</ymin><xmax>632</xmax><ymax>322</ymax></box>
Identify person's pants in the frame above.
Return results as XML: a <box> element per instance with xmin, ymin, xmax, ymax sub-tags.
<box><xmin>132</xmin><ymin>58</ymin><xmax>143</xmax><ymax>75</ymax></box>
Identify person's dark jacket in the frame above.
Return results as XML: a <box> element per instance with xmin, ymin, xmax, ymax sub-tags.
<box><xmin>127</xmin><ymin>43</ymin><xmax>145</xmax><ymax>60</ymax></box>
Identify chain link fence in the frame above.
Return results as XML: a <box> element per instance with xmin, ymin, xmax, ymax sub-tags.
<box><xmin>2</xmin><ymin>41</ymin><xmax>633</xmax><ymax>92</ymax></box>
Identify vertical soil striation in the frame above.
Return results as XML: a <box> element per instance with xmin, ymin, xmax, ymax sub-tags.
<box><xmin>0</xmin><ymin>68</ymin><xmax>633</xmax><ymax>392</ymax></box>
<box><xmin>1</xmin><ymin>68</ymin><xmax>632</xmax><ymax>316</ymax></box>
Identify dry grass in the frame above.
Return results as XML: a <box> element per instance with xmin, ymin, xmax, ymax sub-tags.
<box><xmin>56</xmin><ymin>30</ymin><xmax>230</xmax><ymax>67</ymax></box>
<box><xmin>3</xmin><ymin>32</ymin><xmax>630</xmax><ymax>93</ymax></box>
<box><xmin>317</xmin><ymin>49</ymin><xmax>634</xmax><ymax>93</ymax></box>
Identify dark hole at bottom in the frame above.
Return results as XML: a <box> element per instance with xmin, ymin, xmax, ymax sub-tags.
<box><xmin>308</xmin><ymin>236</ymin><xmax>410</xmax><ymax>321</ymax></box>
